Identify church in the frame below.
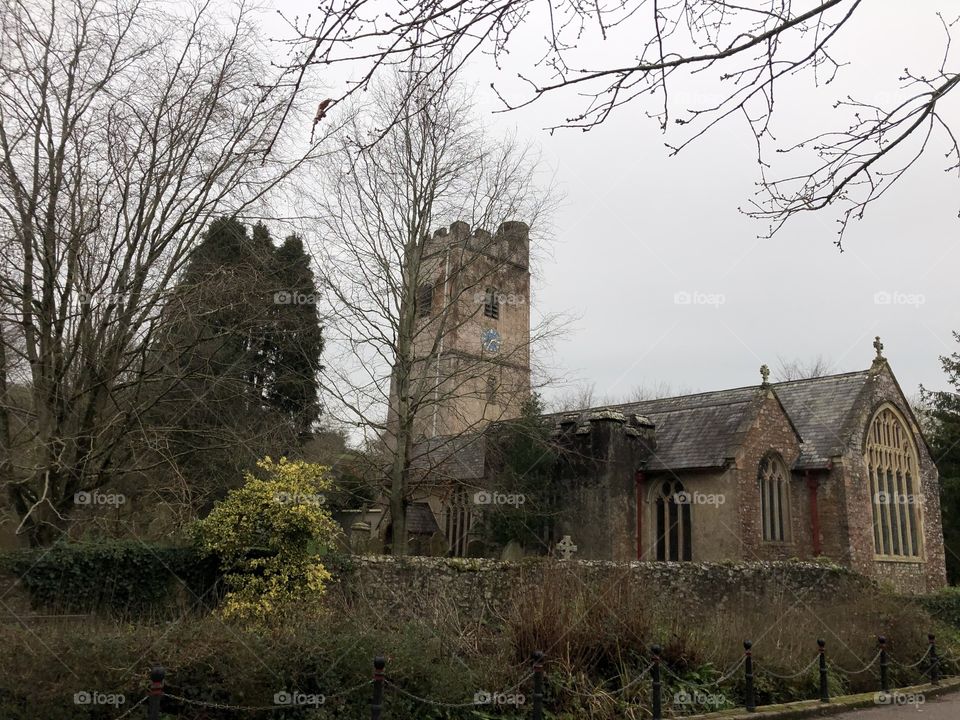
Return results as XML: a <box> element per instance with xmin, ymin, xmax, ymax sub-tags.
<box><xmin>354</xmin><ymin>221</ymin><xmax>947</xmax><ymax>596</ymax></box>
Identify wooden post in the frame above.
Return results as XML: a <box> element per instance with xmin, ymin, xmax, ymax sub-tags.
<box><xmin>818</xmin><ymin>639</ymin><xmax>829</xmax><ymax>702</ymax></box>
<box><xmin>744</xmin><ymin>641</ymin><xmax>755</xmax><ymax>712</ymax></box>
<box><xmin>371</xmin><ymin>656</ymin><xmax>385</xmax><ymax>720</ymax></box>
<box><xmin>651</xmin><ymin>644</ymin><xmax>662</xmax><ymax>720</ymax></box>
<box><xmin>878</xmin><ymin>636</ymin><xmax>889</xmax><ymax>694</ymax></box>
<box><xmin>532</xmin><ymin>650</ymin><xmax>545</xmax><ymax>720</ymax></box>
<box><xmin>147</xmin><ymin>666</ymin><xmax>164</xmax><ymax>720</ymax></box>
<box><xmin>929</xmin><ymin>634</ymin><xmax>940</xmax><ymax>686</ymax></box>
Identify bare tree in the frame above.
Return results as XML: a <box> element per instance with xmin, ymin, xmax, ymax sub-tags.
<box><xmin>281</xmin><ymin>1</ymin><xmax>959</xmax><ymax>248</ymax></box>
<box><xmin>548</xmin><ymin>383</ymin><xmax>598</xmax><ymax>413</ymax></box>
<box><xmin>774</xmin><ymin>355</ymin><xmax>835</xmax><ymax>382</ymax></box>
<box><xmin>314</xmin><ymin>64</ymin><xmax>558</xmax><ymax>555</ymax></box>
<box><xmin>0</xmin><ymin>0</ymin><xmax>334</xmax><ymax>545</ymax></box>
<box><xmin>548</xmin><ymin>380</ymin><xmax>691</xmax><ymax>412</ymax></box>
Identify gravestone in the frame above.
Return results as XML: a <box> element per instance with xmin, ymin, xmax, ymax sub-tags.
<box><xmin>556</xmin><ymin>535</ymin><xmax>578</xmax><ymax>560</ymax></box>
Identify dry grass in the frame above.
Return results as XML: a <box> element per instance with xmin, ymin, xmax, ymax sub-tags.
<box><xmin>1</xmin><ymin>562</ymin><xmax>958</xmax><ymax>719</ymax></box>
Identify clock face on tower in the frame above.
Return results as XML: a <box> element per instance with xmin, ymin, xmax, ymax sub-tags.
<box><xmin>481</xmin><ymin>328</ymin><xmax>502</xmax><ymax>353</ymax></box>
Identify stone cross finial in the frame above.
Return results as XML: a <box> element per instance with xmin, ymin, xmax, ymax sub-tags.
<box><xmin>760</xmin><ymin>364</ymin><xmax>770</xmax><ymax>387</ymax></box>
<box><xmin>873</xmin><ymin>336</ymin><xmax>884</xmax><ymax>361</ymax></box>
<box><xmin>556</xmin><ymin>535</ymin><xmax>578</xmax><ymax>560</ymax></box>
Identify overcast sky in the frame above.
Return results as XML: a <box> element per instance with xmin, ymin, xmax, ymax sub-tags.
<box><xmin>270</xmin><ymin>1</ymin><xmax>959</xmax><ymax>406</ymax></box>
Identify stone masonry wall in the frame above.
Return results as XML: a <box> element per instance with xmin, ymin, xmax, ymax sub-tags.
<box><xmin>734</xmin><ymin>391</ymin><xmax>803</xmax><ymax>561</ymax></box>
<box><xmin>334</xmin><ymin>556</ymin><xmax>873</xmax><ymax>619</ymax></box>
<box><xmin>839</xmin><ymin>363</ymin><xmax>947</xmax><ymax>593</ymax></box>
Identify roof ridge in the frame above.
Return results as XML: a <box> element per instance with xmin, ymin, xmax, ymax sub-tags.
<box><xmin>595</xmin><ymin>367</ymin><xmax>872</xmax><ymax>408</ymax></box>
<box><xmin>771</xmin><ymin>368</ymin><xmax>871</xmax><ymax>387</ymax></box>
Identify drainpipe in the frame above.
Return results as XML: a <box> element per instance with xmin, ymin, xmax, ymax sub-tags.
<box><xmin>806</xmin><ymin>470</ymin><xmax>822</xmax><ymax>557</ymax></box>
<box><xmin>635</xmin><ymin>468</ymin><xmax>646</xmax><ymax>560</ymax></box>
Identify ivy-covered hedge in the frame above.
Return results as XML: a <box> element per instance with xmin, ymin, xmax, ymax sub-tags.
<box><xmin>920</xmin><ymin>587</ymin><xmax>960</xmax><ymax>631</ymax></box>
<box><xmin>0</xmin><ymin>541</ymin><xmax>222</xmax><ymax>616</ymax></box>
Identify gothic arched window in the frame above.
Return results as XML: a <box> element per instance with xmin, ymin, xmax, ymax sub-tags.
<box><xmin>758</xmin><ymin>453</ymin><xmax>791</xmax><ymax>542</ymax></box>
<box><xmin>654</xmin><ymin>479</ymin><xmax>692</xmax><ymax>561</ymax></box>
<box><xmin>444</xmin><ymin>488</ymin><xmax>473</xmax><ymax>558</ymax></box>
<box><xmin>865</xmin><ymin>406</ymin><xmax>922</xmax><ymax>558</ymax></box>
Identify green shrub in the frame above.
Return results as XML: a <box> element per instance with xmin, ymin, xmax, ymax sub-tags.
<box><xmin>0</xmin><ymin>541</ymin><xmax>221</xmax><ymax>616</ymax></box>
<box><xmin>193</xmin><ymin>457</ymin><xmax>340</xmax><ymax>623</ymax></box>
<box><xmin>920</xmin><ymin>587</ymin><xmax>960</xmax><ymax>630</ymax></box>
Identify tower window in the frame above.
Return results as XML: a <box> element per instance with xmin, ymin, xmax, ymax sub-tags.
<box><xmin>483</xmin><ymin>287</ymin><xmax>500</xmax><ymax>319</ymax></box>
<box><xmin>417</xmin><ymin>283</ymin><xmax>433</xmax><ymax>318</ymax></box>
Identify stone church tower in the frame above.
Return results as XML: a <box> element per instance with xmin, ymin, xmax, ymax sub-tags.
<box><xmin>389</xmin><ymin>220</ymin><xmax>532</xmax><ymax>440</ymax></box>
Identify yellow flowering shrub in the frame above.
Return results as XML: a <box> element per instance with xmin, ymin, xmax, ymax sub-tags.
<box><xmin>194</xmin><ymin>457</ymin><xmax>340</xmax><ymax>622</ymax></box>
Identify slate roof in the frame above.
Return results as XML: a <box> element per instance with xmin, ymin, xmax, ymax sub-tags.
<box><xmin>410</xmin><ymin>432</ymin><xmax>486</xmax><ymax>480</ymax></box>
<box><xmin>374</xmin><ymin>501</ymin><xmax>441</xmax><ymax>535</ymax></box>
<box><xmin>772</xmin><ymin>370</ymin><xmax>871</xmax><ymax>467</ymax></box>
<box><xmin>547</xmin><ymin>369</ymin><xmax>873</xmax><ymax>472</ymax></box>
<box><xmin>413</xmin><ymin>369</ymin><xmax>876</xmax><ymax>479</ymax></box>
<box><xmin>406</xmin><ymin>502</ymin><xmax>441</xmax><ymax>535</ymax></box>
<box><xmin>586</xmin><ymin>387</ymin><xmax>764</xmax><ymax>471</ymax></box>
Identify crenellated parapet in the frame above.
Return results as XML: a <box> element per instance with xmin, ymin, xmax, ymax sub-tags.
<box><xmin>429</xmin><ymin>220</ymin><xmax>529</xmax><ymax>269</ymax></box>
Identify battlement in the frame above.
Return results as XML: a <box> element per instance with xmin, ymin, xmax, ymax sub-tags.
<box><xmin>430</xmin><ymin>220</ymin><xmax>529</xmax><ymax>268</ymax></box>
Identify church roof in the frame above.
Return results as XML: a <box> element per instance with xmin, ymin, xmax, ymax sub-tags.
<box><xmin>567</xmin><ymin>369</ymin><xmax>873</xmax><ymax>471</ymax></box>
<box><xmin>410</xmin><ymin>432</ymin><xmax>487</xmax><ymax>481</ymax></box>
<box><xmin>406</xmin><ymin>502</ymin><xmax>442</xmax><ymax>535</ymax></box>
<box><xmin>772</xmin><ymin>370</ymin><xmax>872</xmax><ymax>468</ymax></box>
<box><xmin>607</xmin><ymin>387</ymin><xmax>766</xmax><ymax>471</ymax></box>
<box><xmin>411</xmin><ymin>367</ymin><xmax>879</xmax><ymax>479</ymax></box>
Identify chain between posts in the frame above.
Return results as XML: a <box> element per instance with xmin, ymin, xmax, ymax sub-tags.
<box><xmin>135</xmin><ymin>634</ymin><xmax>953</xmax><ymax>719</ymax></box>
<box><xmin>756</xmin><ymin>654</ymin><xmax>821</xmax><ymax>680</ymax></box>
<box><xmin>659</xmin><ymin>655</ymin><xmax>747</xmax><ymax>687</ymax></box>
<box><xmin>829</xmin><ymin>650</ymin><xmax>883</xmax><ymax>675</ymax></box>
<box><xmin>560</xmin><ymin>662</ymin><xmax>655</xmax><ymax>699</ymax></box>
<box><xmin>113</xmin><ymin>695</ymin><xmax>148</xmax><ymax>720</ymax></box>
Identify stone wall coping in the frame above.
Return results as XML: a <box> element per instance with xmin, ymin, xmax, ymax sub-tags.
<box><xmin>347</xmin><ymin>555</ymin><xmax>854</xmax><ymax>576</ymax></box>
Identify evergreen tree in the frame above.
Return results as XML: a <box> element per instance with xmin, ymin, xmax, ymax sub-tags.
<box><xmin>922</xmin><ymin>331</ymin><xmax>960</xmax><ymax>585</ymax></box>
<box><xmin>140</xmin><ymin>218</ymin><xmax>323</xmax><ymax>513</ymax></box>
<box><xmin>478</xmin><ymin>394</ymin><xmax>560</xmax><ymax>552</ymax></box>
<box><xmin>266</xmin><ymin>234</ymin><xmax>324</xmax><ymax>440</ymax></box>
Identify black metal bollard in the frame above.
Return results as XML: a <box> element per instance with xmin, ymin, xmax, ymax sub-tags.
<box><xmin>818</xmin><ymin>639</ymin><xmax>829</xmax><ymax>703</ymax></box>
<box><xmin>532</xmin><ymin>651</ymin><xmax>545</xmax><ymax>720</ymax></box>
<box><xmin>147</xmin><ymin>666</ymin><xmax>164</xmax><ymax>720</ymax></box>
<box><xmin>651</xmin><ymin>644</ymin><xmax>662</xmax><ymax>720</ymax></box>
<box><xmin>744</xmin><ymin>641</ymin><xmax>756</xmax><ymax>712</ymax></box>
<box><xmin>929</xmin><ymin>634</ymin><xmax>940</xmax><ymax>686</ymax></box>
<box><xmin>878</xmin><ymin>636</ymin><xmax>890</xmax><ymax>694</ymax></box>
<box><xmin>371</xmin><ymin>656</ymin><xmax>385</xmax><ymax>720</ymax></box>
